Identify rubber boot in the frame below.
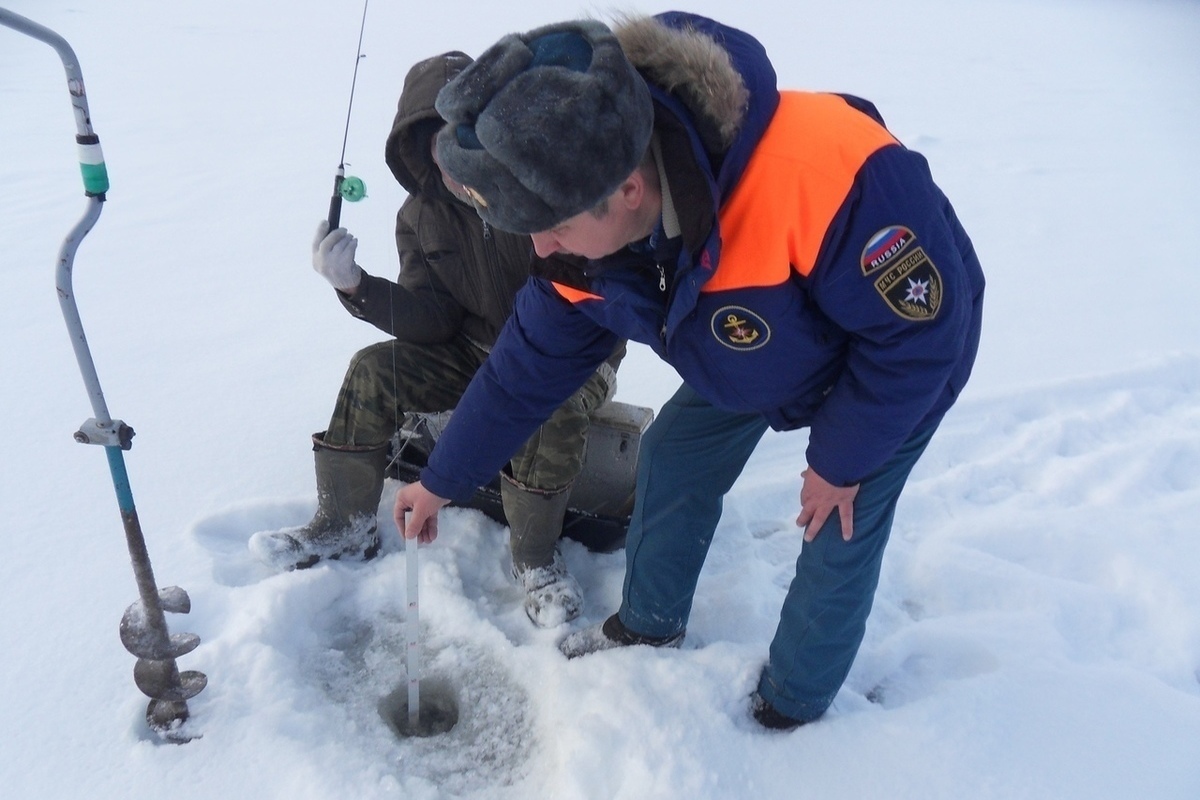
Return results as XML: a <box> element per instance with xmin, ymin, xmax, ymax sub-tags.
<box><xmin>501</xmin><ymin>477</ymin><xmax>583</xmax><ymax>628</ymax></box>
<box><xmin>249</xmin><ymin>432</ymin><xmax>390</xmax><ymax>570</ymax></box>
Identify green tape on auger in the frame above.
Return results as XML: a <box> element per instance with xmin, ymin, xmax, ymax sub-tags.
<box><xmin>77</xmin><ymin>134</ymin><xmax>109</xmax><ymax>195</ymax></box>
<box><xmin>80</xmin><ymin>161</ymin><xmax>109</xmax><ymax>195</ymax></box>
<box><xmin>338</xmin><ymin>175</ymin><xmax>366</xmax><ymax>202</ymax></box>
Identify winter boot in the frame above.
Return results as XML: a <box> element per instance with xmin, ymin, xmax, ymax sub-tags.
<box><xmin>249</xmin><ymin>432</ymin><xmax>390</xmax><ymax>570</ymax></box>
<box><xmin>501</xmin><ymin>477</ymin><xmax>583</xmax><ymax>628</ymax></box>
<box><xmin>749</xmin><ymin>691</ymin><xmax>806</xmax><ymax>732</ymax></box>
<box><xmin>558</xmin><ymin>613</ymin><xmax>685</xmax><ymax>659</ymax></box>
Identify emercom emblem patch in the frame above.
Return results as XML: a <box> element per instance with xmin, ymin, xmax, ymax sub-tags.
<box><xmin>711</xmin><ymin>306</ymin><xmax>771</xmax><ymax>351</ymax></box>
<box><xmin>873</xmin><ymin>246</ymin><xmax>943</xmax><ymax>321</ymax></box>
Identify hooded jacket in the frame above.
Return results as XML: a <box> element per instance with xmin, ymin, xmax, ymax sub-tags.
<box><xmin>338</xmin><ymin>51</ymin><xmax>531</xmax><ymax>348</ymax></box>
<box><xmin>421</xmin><ymin>13</ymin><xmax>985</xmax><ymax>501</ymax></box>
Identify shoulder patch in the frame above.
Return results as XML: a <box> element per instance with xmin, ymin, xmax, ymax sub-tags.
<box><xmin>861</xmin><ymin>225</ymin><xmax>915</xmax><ymax>275</ymax></box>
<box><xmin>711</xmin><ymin>306</ymin><xmax>771</xmax><ymax>351</ymax></box>
<box><xmin>873</xmin><ymin>246</ymin><xmax>942</xmax><ymax>321</ymax></box>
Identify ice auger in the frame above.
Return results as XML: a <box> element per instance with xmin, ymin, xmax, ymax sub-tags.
<box><xmin>0</xmin><ymin>7</ymin><xmax>207</xmax><ymax>741</ymax></box>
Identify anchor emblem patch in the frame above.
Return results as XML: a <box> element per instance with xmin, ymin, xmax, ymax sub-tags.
<box><xmin>711</xmin><ymin>306</ymin><xmax>771</xmax><ymax>351</ymax></box>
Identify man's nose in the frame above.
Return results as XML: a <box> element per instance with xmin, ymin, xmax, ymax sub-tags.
<box><xmin>530</xmin><ymin>231</ymin><xmax>559</xmax><ymax>258</ymax></box>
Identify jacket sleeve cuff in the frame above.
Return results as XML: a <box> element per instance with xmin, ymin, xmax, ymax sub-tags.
<box><xmin>336</xmin><ymin>277</ymin><xmax>371</xmax><ymax>316</ymax></box>
<box><xmin>417</xmin><ymin>466</ymin><xmax>478</xmax><ymax>505</ymax></box>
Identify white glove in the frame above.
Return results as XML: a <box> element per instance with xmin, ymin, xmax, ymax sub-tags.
<box><xmin>312</xmin><ymin>220</ymin><xmax>363</xmax><ymax>293</ymax></box>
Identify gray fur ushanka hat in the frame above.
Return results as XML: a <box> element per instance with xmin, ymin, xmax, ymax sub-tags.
<box><xmin>434</xmin><ymin>19</ymin><xmax>655</xmax><ymax>234</ymax></box>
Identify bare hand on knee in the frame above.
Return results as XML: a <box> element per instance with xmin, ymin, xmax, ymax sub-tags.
<box><xmin>796</xmin><ymin>468</ymin><xmax>859</xmax><ymax>542</ymax></box>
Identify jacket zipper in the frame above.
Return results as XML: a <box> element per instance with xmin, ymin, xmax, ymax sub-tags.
<box><xmin>656</xmin><ymin>263</ymin><xmax>668</xmax><ymax>347</ymax></box>
<box><xmin>482</xmin><ymin>221</ymin><xmax>510</xmax><ymax>308</ymax></box>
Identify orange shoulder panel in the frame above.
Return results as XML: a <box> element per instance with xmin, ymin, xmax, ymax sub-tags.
<box><xmin>551</xmin><ymin>281</ymin><xmax>605</xmax><ymax>304</ymax></box>
<box><xmin>704</xmin><ymin>92</ymin><xmax>898</xmax><ymax>293</ymax></box>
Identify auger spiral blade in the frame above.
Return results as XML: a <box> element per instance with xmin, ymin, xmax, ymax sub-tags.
<box><xmin>120</xmin><ymin>585</ymin><xmax>207</xmax><ymax>740</ymax></box>
<box><xmin>120</xmin><ymin>587</ymin><xmax>199</xmax><ymax>660</ymax></box>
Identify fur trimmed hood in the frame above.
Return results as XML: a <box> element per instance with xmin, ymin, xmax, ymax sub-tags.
<box><xmin>612</xmin><ymin>13</ymin><xmax>750</xmax><ymax>154</ymax></box>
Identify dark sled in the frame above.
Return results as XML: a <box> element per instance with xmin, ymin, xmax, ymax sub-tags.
<box><xmin>386</xmin><ymin>401</ymin><xmax>654</xmax><ymax>553</ymax></box>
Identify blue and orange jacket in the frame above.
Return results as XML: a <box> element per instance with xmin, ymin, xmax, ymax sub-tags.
<box><xmin>421</xmin><ymin>12</ymin><xmax>985</xmax><ymax>501</ymax></box>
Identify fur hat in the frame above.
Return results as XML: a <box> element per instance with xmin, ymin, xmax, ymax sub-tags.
<box><xmin>434</xmin><ymin>19</ymin><xmax>654</xmax><ymax>234</ymax></box>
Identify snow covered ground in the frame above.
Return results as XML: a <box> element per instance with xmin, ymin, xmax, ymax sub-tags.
<box><xmin>2</xmin><ymin>0</ymin><xmax>1199</xmax><ymax>797</ymax></box>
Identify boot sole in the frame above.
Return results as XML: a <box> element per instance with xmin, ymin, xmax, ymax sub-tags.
<box><xmin>293</xmin><ymin>533</ymin><xmax>381</xmax><ymax>571</ymax></box>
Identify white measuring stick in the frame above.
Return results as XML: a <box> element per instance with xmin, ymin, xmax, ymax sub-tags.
<box><xmin>406</xmin><ymin>526</ymin><xmax>420</xmax><ymax>728</ymax></box>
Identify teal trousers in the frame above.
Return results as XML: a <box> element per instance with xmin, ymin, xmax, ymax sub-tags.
<box><xmin>619</xmin><ymin>383</ymin><xmax>937</xmax><ymax>723</ymax></box>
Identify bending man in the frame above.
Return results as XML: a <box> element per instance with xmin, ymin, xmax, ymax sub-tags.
<box><xmin>396</xmin><ymin>16</ymin><xmax>985</xmax><ymax>728</ymax></box>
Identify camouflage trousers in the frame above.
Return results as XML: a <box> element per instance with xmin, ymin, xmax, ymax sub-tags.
<box><xmin>324</xmin><ymin>336</ymin><xmax>615</xmax><ymax>492</ymax></box>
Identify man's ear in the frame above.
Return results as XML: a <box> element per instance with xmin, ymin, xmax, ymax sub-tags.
<box><xmin>616</xmin><ymin>169</ymin><xmax>645</xmax><ymax>211</ymax></box>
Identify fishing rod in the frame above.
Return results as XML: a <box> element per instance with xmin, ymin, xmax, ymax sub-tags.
<box><xmin>327</xmin><ymin>0</ymin><xmax>370</xmax><ymax>230</ymax></box>
<box><xmin>322</xmin><ymin>0</ymin><xmax>407</xmax><ymax>492</ymax></box>
<box><xmin>0</xmin><ymin>6</ymin><xmax>206</xmax><ymax>742</ymax></box>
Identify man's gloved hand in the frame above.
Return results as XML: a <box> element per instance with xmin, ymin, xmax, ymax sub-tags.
<box><xmin>312</xmin><ymin>220</ymin><xmax>363</xmax><ymax>293</ymax></box>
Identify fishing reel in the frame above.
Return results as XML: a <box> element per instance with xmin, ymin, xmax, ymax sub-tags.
<box><xmin>327</xmin><ymin>166</ymin><xmax>367</xmax><ymax>231</ymax></box>
<box><xmin>338</xmin><ymin>173</ymin><xmax>367</xmax><ymax>202</ymax></box>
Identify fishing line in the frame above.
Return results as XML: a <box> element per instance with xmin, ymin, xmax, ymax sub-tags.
<box><xmin>320</xmin><ymin>1</ymin><xmax>445</xmax><ymax>734</ymax></box>
<box><xmin>323</xmin><ymin>5</ymin><xmax>407</xmax><ymax>616</ymax></box>
<box><xmin>321</xmin><ymin>0</ymin><xmax>401</xmax><ymax>445</ymax></box>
